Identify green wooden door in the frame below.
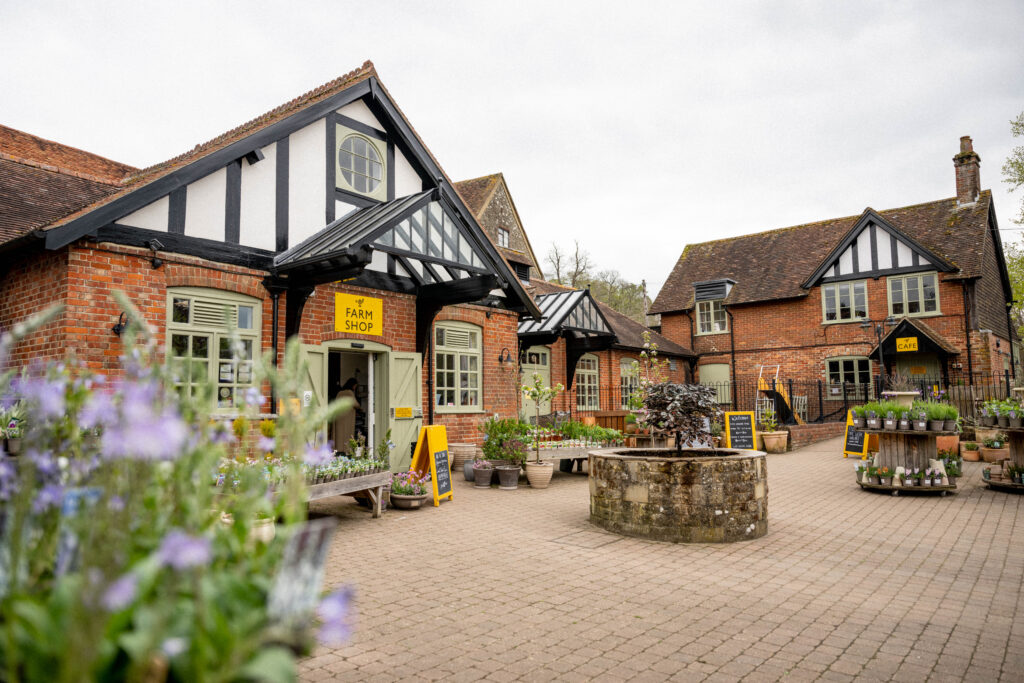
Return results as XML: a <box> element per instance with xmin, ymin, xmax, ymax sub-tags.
<box><xmin>520</xmin><ymin>346</ymin><xmax>552</xmax><ymax>419</ymax></box>
<box><xmin>388</xmin><ymin>351</ymin><xmax>422</xmax><ymax>471</ymax></box>
<box><xmin>300</xmin><ymin>345</ymin><xmax>329</xmax><ymax>444</ymax></box>
<box><xmin>894</xmin><ymin>353</ymin><xmax>942</xmax><ymax>382</ymax></box>
<box><xmin>699</xmin><ymin>363</ymin><xmax>731</xmax><ymax>404</ymax></box>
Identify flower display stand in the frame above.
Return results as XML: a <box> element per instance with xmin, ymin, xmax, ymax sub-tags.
<box><xmin>982</xmin><ymin>428</ymin><xmax>1024</xmax><ymax>493</ymax></box>
<box><xmin>859</xmin><ymin>429</ymin><xmax>958</xmax><ymax>497</ymax></box>
<box><xmin>306</xmin><ymin>471</ymin><xmax>391</xmax><ymax>518</ymax></box>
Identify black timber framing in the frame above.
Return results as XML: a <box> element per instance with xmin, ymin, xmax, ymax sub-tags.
<box><xmin>564</xmin><ymin>333</ymin><xmax>616</xmax><ymax>390</ymax></box>
<box><xmin>275</xmin><ymin>136</ymin><xmax>289</xmax><ymax>252</ymax></box>
<box><xmin>225</xmin><ymin>159</ymin><xmax>241</xmax><ymax>243</ymax></box>
<box><xmin>802</xmin><ymin>209</ymin><xmax>956</xmax><ymax>289</ymax></box>
<box><xmin>168</xmin><ymin>187</ymin><xmax>186</xmax><ymax>235</ymax></box>
<box><xmin>414</xmin><ymin>275</ymin><xmax>499</xmax><ymax>355</ymax></box>
<box><xmin>95</xmin><ymin>225</ymin><xmax>274</xmax><ymax>270</ymax></box>
<box><xmin>325</xmin><ymin>116</ymin><xmax>336</xmax><ymax>225</ymax></box>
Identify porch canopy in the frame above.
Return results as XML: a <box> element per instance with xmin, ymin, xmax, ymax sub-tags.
<box><xmin>272</xmin><ymin>188</ymin><xmax>540</xmax><ymax>346</ymax></box>
<box><xmin>868</xmin><ymin>317</ymin><xmax>959</xmax><ymax>368</ymax></box>
<box><xmin>518</xmin><ymin>289</ymin><xmax>616</xmax><ymax>389</ymax></box>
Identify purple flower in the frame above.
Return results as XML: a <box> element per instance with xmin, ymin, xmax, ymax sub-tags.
<box><xmin>33</xmin><ymin>483</ymin><xmax>63</xmax><ymax>513</ymax></box>
<box><xmin>108</xmin><ymin>495</ymin><xmax>125</xmax><ymax>512</ymax></box>
<box><xmin>209</xmin><ymin>423</ymin><xmax>235</xmax><ymax>445</ymax></box>
<box><xmin>304</xmin><ymin>442</ymin><xmax>334</xmax><ymax>467</ymax></box>
<box><xmin>244</xmin><ymin>387</ymin><xmax>266</xmax><ymax>407</ymax></box>
<box><xmin>317</xmin><ymin>586</ymin><xmax>354</xmax><ymax>646</ymax></box>
<box><xmin>79</xmin><ymin>391</ymin><xmax>116</xmax><ymax>430</ymax></box>
<box><xmin>17</xmin><ymin>376</ymin><xmax>66</xmax><ymax>420</ymax></box>
<box><xmin>156</xmin><ymin>530</ymin><xmax>212</xmax><ymax>570</ymax></box>
<box><xmin>101</xmin><ymin>405</ymin><xmax>188</xmax><ymax>461</ymax></box>
<box><xmin>161</xmin><ymin>637</ymin><xmax>186</xmax><ymax>657</ymax></box>
<box><xmin>101</xmin><ymin>572</ymin><xmax>137</xmax><ymax>611</ymax></box>
<box><xmin>257</xmin><ymin>436</ymin><xmax>275</xmax><ymax>452</ymax></box>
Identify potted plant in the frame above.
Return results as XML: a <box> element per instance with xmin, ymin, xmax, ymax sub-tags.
<box><xmin>496</xmin><ymin>436</ymin><xmax>526</xmax><ymax>490</ymax></box>
<box><xmin>878</xmin><ymin>466</ymin><xmax>893</xmax><ymax>486</ymax></box>
<box><xmin>945</xmin><ymin>459</ymin><xmax>961</xmax><ymax>486</ymax></box>
<box><xmin>866</xmin><ymin>466</ymin><xmax>879</xmax><ymax>485</ymax></box>
<box><xmin>851</xmin><ymin>406</ymin><xmax>866</xmax><ymax>429</ymax></box>
<box><xmin>942</xmin><ymin>404</ymin><xmax>959</xmax><ymax>432</ymax></box>
<box><xmin>961</xmin><ymin>441</ymin><xmax>980</xmax><ymax>461</ymax></box>
<box><xmin>898</xmin><ymin>411</ymin><xmax>910</xmax><ymax>431</ymax></box>
<box><xmin>1010</xmin><ymin>408</ymin><xmax>1023</xmax><ymax>430</ymax></box>
<box><xmin>2</xmin><ymin>402</ymin><xmax>25</xmax><ymax>455</ymax></box>
<box><xmin>710</xmin><ymin>418</ymin><xmax>723</xmax><ymax>448</ymax></box>
<box><xmin>759</xmin><ymin>407</ymin><xmax>788</xmax><ymax>453</ymax></box>
<box><xmin>912</xmin><ymin>409</ymin><xmax>928</xmax><ymax>431</ymax></box>
<box><xmin>624</xmin><ymin>413</ymin><xmax>638</xmax><ymax>434</ymax></box>
<box><xmin>982</xmin><ymin>467</ymin><xmax>992</xmax><ymax>481</ymax></box>
<box><xmin>472</xmin><ymin>458</ymin><xmax>494</xmax><ymax>488</ymax></box>
<box><xmin>980</xmin><ymin>434</ymin><xmax>1009</xmax><ymax>463</ymax></box>
<box><xmin>883</xmin><ymin>373</ymin><xmax>920</xmax><ymax>408</ymax></box>
<box><xmin>926</xmin><ymin>403</ymin><xmax>946</xmax><ymax>431</ymax></box>
<box><xmin>883</xmin><ymin>411</ymin><xmax>897</xmax><ymax>431</ymax></box>
<box><xmin>998</xmin><ymin>403</ymin><xmax>1011</xmax><ymax>428</ymax></box>
<box><xmin>865</xmin><ymin>409</ymin><xmax>881</xmax><ymax>430</ymax></box>
<box><xmin>389</xmin><ymin>471</ymin><xmax>430</xmax><ymax>508</ymax></box>
<box><xmin>855</xmin><ymin>462</ymin><xmax>868</xmax><ymax>483</ymax></box>
<box><xmin>914</xmin><ymin>469</ymin><xmax>925</xmax><ymax>486</ymax></box>
<box><xmin>979</xmin><ymin>406</ymin><xmax>993</xmax><ymax>427</ymax></box>
<box><xmin>521</xmin><ymin>374</ymin><xmax>564</xmax><ymax>489</ymax></box>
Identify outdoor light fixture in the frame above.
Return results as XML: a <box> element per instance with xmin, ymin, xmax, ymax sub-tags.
<box><xmin>112</xmin><ymin>312</ymin><xmax>127</xmax><ymax>336</ymax></box>
<box><xmin>148</xmin><ymin>238</ymin><xmax>164</xmax><ymax>269</ymax></box>
<box><xmin>861</xmin><ymin>316</ymin><xmax>898</xmax><ymax>376</ymax></box>
<box><xmin>497</xmin><ymin>347</ymin><xmax>515</xmax><ymax>366</ymax></box>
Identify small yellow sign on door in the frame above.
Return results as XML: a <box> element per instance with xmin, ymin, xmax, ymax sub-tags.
<box><xmin>335</xmin><ymin>293</ymin><xmax>383</xmax><ymax>336</ymax></box>
<box><xmin>895</xmin><ymin>336</ymin><xmax>918</xmax><ymax>352</ymax></box>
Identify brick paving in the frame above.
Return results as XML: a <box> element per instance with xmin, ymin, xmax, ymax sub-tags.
<box><xmin>304</xmin><ymin>438</ymin><xmax>1024</xmax><ymax>681</ymax></box>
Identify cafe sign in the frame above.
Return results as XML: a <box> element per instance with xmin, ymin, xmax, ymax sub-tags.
<box><xmin>335</xmin><ymin>293</ymin><xmax>383</xmax><ymax>336</ymax></box>
<box><xmin>895</xmin><ymin>336</ymin><xmax>919</xmax><ymax>352</ymax></box>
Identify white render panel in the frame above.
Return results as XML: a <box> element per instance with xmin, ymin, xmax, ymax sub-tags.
<box><xmin>337</xmin><ymin>100</ymin><xmax>384</xmax><ymax>131</ymax></box>
<box><xmin>896</xmin><ymin>240</ymin><xmax>913</xmax><ymax>268</ymax></box>
<box><xmin>827</xmin><ymin>265</ymin><xmax>836</xmax><ymax>278</ymax></box>
<box><xmin>367</xmin><ymin>249</ymin><xmax>389</xmax><ymax>273</ymax></box>
<box><xmin>335</xmin><ymin>201</ymin><xmax>358</xmax><ymax>222</ymax></box>
<box><xmin>838</xmin><ymin>246</ymin><xmax>854</xmax><ymax>275</ymax></box>
<box><xmin>288</xmin><ymin>118</ymin><xmax>327</xmax><ymax>246</ymax></box>
<box><xmin>856</xmin><ymin>234</ymin><xmax>871</xmax><ymax>272</ymax></box>
<box><xmin>239</xmin><ymin>142</ymin><xmax>276</xmax><ymax>251</ymax></box>
<box><xmin>394</xmin><ymin>149</ymin><xmax>421</xmax><ymax>197</ymax></box>
<box><xmin>119</xmin><ymin>195</ymin><xmax>169</xmax><ymax>232</ymax></box>
<box><xmin>876</xmin><ymin>229</ymin><xmax>892</xmax><ymax>269</ymax></box>
<box><xmin>184</xmin><ymin>167</ymin><xmax>226</xmax><ymax>241</ymax></box>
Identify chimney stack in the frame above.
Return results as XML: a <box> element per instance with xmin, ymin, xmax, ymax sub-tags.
<box><xmin>953</xmin><ymin>135</ymin><xmax>981</xmax><ymax>206</ymax></box>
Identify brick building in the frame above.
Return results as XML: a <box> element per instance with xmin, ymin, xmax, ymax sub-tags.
<box><xmin>0</xmin><ymin>62</ymin><xmax>544</xmax><ymax>466</ymax></box>
<box><xmin>651</xmin><ymin>136</ymin><xmax>1018</xmax><ymax>419</ymax></box>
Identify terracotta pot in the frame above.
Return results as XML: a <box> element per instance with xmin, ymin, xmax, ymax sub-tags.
<box><xmin>980</xmin><ymin>447</ymin><xmax>1009</xmax><ymax>463</ymax></box>
<box><xmin>961</xmin><ymin>445</ymin><xmax>980</xmax><ymax>462</ymax></box>
<box><xmin>761</xmin><ymin>431</ymin><xmax>788</xmax><ymax>454</ymax></box>
<box><xmin>390</xmin><ymin>493</ymin><xmax>429</xmax><ymax>509</ymax></box>
<box><xmin>525</xmin><ymin>461</ymin><xmax>554</xmax><ymax>489</ymax></box>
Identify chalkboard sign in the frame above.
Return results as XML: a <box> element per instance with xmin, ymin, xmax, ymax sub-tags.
<box><xmin>410</xmin><ymin>425</ymin><xmax>454</xmax><ymax>506</ymax></box>
<box><xmin>843</xmin><ymin>410</ymin><xmax>870</xmax><ymax>459</ymax></box>
<box><xmin>724</xmin><ymin>411</ymin><xmax>756</xmax><ymax>449</ymax></box>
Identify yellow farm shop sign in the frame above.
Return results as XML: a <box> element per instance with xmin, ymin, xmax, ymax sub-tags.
<box><xmin>895</xmin><ymin>337</ymin><xmax>919</xmax><ymax>352</ymax></box>
<box><xmin>335</xmin><ymin>293</ymin><xmax>383</xmax><ymax>336</ymax></box>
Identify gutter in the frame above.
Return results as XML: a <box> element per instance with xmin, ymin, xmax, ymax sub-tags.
<box><xmin>726</xmin><ymin>307</ymin><xmax>737</xmax><ymax>383</ymax></box>
<box><xmin>962</xmin><ymin>282</ymin><xmax>974</xmax><ymax>380</ymax></box>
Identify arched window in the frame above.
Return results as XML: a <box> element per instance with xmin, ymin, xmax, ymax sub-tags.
<box><xmin>166</xmin><ymin>288</ymin><xmax>261</xmax><ymax>411</ymax></box>
<box><xmin>434</xmin><ymin>321</ymin><xmax>482</xmax><ymax>411</ymax></box>
<box><xmin>576</xmin><ymin>354</ymin><xmax>600</xmax><ymax>411</ymax></box>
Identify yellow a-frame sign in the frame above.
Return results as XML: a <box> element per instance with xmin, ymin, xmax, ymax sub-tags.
<box><xmin>410</xmin><ymin>425</ymin><xmax>453</xmax><ymax>506</ymax></box>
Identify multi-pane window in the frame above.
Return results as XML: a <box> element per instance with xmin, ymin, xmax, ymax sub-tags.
<box><xmin>497</xmin><ymin>228</ymin><xmax>510</xmax><ymax>248</ymax></box>
<box><xmin>889</xmin><ymin>273</ymin><xmax>938</xmax><ymax>317</ymax></box>
<box><xmin>822</xmin><ymin>281</ymin><xmax>867</xmax><ymax>322</ymax></box>
<box><xmin>167</xmin><ymin>289</ymin><xmax>259</xmax><ymax>411</ymax></box>
<box><xmin>576</xmin><ymin>354</ymin><xmax>600</xmax><ymax>410</ymax></box>
<box><xmin>826</xmin><ymin>357</ymin><xmax>872</xmax><ymax>401</ymax></box>
<box><xmin>434</xmin><ymin>323</ymin><xmax>482</xmax><ymax>411</ymax></box>
<box><xmin>697</xmin><ymin>300</ymin><xmax>727</xmax><ymax>334</ymax></box>
<box><xmin>620</xmin><ymin>359</ymin><xmax>638</xmax><ymax>409</ymax></box>
<box><xmin>338</xmin><ymin>134</ymin><xmax>383</xmax><ymax>195</ymax></box>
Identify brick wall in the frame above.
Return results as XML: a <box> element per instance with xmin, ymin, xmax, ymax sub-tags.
<box><xmin>0</xmin><ymin>247</ymin><xmax>68</xmax><ymax>366</ymax></box>
<box><xmin>786</xmin><ymin>422</ymin><xmax>846</xmax><ymax>450</ymax></box>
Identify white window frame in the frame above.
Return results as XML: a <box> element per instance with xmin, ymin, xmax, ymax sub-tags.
<box><xmin>696</xmin><ymin>300</ymin><xmax>728</xmax><ymax>335</ymax></box>
<box><xmin>434</xmin><ymin>321</ymin><xmax>483</xmax><ymax>413</ymax></box>
<box><xmin>576</xmin><ymin>354</ymin><xmax>600</xmax><ymax>411</ymax></box>
<box><xmin>888</xmin><ymin>272</ymin><xmax>940</xmax><ymax>318</ymax></box>
<box><xmin>166</xmin><ymin>288</ymin><xmax>261</xmax><ymax>413</ymax></box>
<box><xmin>336</xmin><ymin>127</ymin><xmax>388</xmax><ymax>202</ymax></box>
<box><xmin>620</xmin><ymin>358</ymin><xmax>638</xmax><ymax>409</ymax></box>
<box><xmin>822</xmin><ymin>280</ymin><xmax>868</xmax><ymax>323</ymax></box>
<box><xmin>497</xmin><ymin>227</ymin><xmax>510</xmax><ymax>248</ymax></box>
<box><xmin>825</xmin><ymin>356</ymin><xmax>873</xmax><ymax>401</ymax></box>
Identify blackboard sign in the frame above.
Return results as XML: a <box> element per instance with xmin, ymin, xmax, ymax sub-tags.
<box><xmin>724</xmin><ymin>411</ymin><xmax>756</xmax><ymax>449</ymax></box>
<box><xmin>843</xmin><ymin>410</ymin><xmax>870</xmax><ymax>458</ymax></box>
<box><xmin>410</xmin><ymin>425</ymin><xmax>454</xmax><ymax>506</ymax></box>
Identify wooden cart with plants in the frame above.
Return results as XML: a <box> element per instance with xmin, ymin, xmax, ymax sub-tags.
<box><xmin>852</xmin><ymin>398</ymin><xmax>962</xmax><ymax>496</ymax></box>
<box><xmin>977</xmin><ymin>398</ymin><xmax>1024</xmax><ymax>491</ymax></box>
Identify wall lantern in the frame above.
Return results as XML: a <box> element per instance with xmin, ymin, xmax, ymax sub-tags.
<box><xmin>112</xmin><ymin>312</ymin><xmax>128</xmax><ymax>336</ymax></box>
<box><xmin>148</xmin><ymin>238</ymin><xmax>164</xmax><ymax>269</ymax></box>
<box><xmin>497</xmin><ymin>347</ymin><xmax>516</xmax><ymax>369</ymax></box>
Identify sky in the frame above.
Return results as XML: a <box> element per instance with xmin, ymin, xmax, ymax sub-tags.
<box><xmin>2</xmin><ymin>1</ymin><xmax>1023</xmax><ymax>297</ymax></box>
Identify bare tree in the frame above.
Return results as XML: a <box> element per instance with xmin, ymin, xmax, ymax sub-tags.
<box><xmin>546</xmin><ymin>242</ymin><xmax>565</xmax><ymax>284</ymax></box>
<box><xmin>567</xmin><ymin>241</ymin><xmax>592</xmax><ymax>288</ymax></box>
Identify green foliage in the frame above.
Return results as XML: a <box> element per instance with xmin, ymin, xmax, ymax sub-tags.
<box><xmin>479</xmin><ymin>417</ymin><xmax>529</xmax><ymax>460</ymax></box>
<box><xmin>521</xmin><ymin>374</ymin><xmax>564</xmax><ymax>462</ymax></box>
<box><xmin>640</xmin><ymin>382</ymin><xmax>720</xmax><ymax>447</ymax></box>
<box><xmin>759</xmin><ymin>406</ymin><xmax>778</xmax><ymax>432</ymax></box>
<box><xmin>556</xmin><ymin>421</ymin><xmax>622</xmax><ymax>445</ymax></box>
<box><xmin>1003</xmin><ymin>112</ymin><xmax>1024</xmax><ymax>225</ymax></box>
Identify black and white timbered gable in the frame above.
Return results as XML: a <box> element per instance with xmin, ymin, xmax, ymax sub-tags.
<box><xmin>803</xmin><ymin>208</ymin><xmax>956</xmax><ymax>288</ymax></box>
<box><xmin>37</xmin><ymin>66</ymin><xmax>539</xmax><ymax>321</ymax></box>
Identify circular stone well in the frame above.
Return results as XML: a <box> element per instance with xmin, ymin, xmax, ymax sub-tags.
<box><xmin>589</xmin><ymin>448</ymin><xmax>768</xmax><ymax>543</ymax></box>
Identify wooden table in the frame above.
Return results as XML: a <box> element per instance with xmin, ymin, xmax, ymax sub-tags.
<box><xmin>860</xmin><ymin>428</ymin><xmax>958</xmax><ymax>496</ymax></box>
<box><xmin>306</xmin><ymin>471</ymin><xmax>391</xmax><ymax>518</ymax></box>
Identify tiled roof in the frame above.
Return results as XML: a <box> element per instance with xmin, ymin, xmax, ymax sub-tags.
<box><xmin>0</xmin><ymin>124</ymin><xmax>136</xmax><ymax>184</ymax></box>
<box><xmin>34</xmin><ymin>61</ymin><xmax>378</xmax><ymax>236</ymax></box>
<box><xmin>0</xmin><ymin>158</ymin><xmax>120</xmax><ymax>243</ymax></box>
<box><xmin>454</xmin><ymin>174</ymin><xmax>501</xmax><ymax>216</ymax></box>
<box><xmin>526</xmin><ymin>278</ymin><xmax>692</xmax><ymax>357</ymax></box>
<box><xmin>651</xmin><ymin>193</ymin><xmax>994</xmax><ymax>314</ymax></box>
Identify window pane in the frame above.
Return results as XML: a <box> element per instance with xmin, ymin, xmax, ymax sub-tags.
<box><xmin>843</xmin><ymin>359</ymin><xmax>854</xmax><ymax>375</ymax></box>
<box><xmin>435</xmin><ymin>328</ymin><xmax>445</xmax><ymax>347</ymax></box>
<box><xmin>237</xmin><ymin>305</ymin><xmax>253</xmax><ymax>330</ymax></box>
<box><xmin>219</xmin><ymin>338</ymin><xmax>232</xmax><ymax>359</ymax></box>
<box><xmin>854</xmin><ymin>283</ymin><xmax>867</xmax><ymax>318</ymax></box>
<box><xmin>838</xmin><ymin>283</ymin><xmax>851</xmax><ymax>320</ymax></box>
<box><xmin>171</xmin><ymin>334</ymin><xmax>189</xmax><ymax>357</ymax></box>
<box><xmin>172</xmin><ymin>298</ymin><xmax>190</xmax><ymax>323</ymax></box>
<box><xmin>193</xmin><ymin>336</ymin><xmax>208</xmax><ymax>358</ymax></box>
<box><xmin>923</xmin><ymin>275</ymin><xmax>937</xmax><ymax>312</ymax></box>
<box><xmin>824</xmin><ymin>286</ymin><xmax>837</xmax><ymax>320</ymax></box>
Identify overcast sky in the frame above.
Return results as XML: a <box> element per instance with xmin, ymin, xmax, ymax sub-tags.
<box><xmin>3</xmin><ymin>1</ymin><xmax>1023</xmax><ymax>296</ymax></box>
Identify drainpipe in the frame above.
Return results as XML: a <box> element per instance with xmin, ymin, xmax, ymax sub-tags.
<box><xmin>270</xmin><ymin>289</ymin><xmax>280</xmax><ymax>409</ymax></box>
<box><xmin>685</xmin><ymin>309</ymin><xmax>698</xmax><ymax>381</ymax></box>
<box><xmin>726</xmin><ymin>307</ymin><xmax>737</xmax><ymax>383</ymax></box>
<box><xmin>962</xmin><ymin>283</ymin><xmax>974</xmax><ymax>381</ymax></box>
<box><xmin>1005</xmin><ymin>300</ymin><xmax>1017</xmax><ymax>379</ymax></box>
<box><xmin>426</xmin><ymin>325</ymin><xmax>434</xmax><ymax>426</ymax></box>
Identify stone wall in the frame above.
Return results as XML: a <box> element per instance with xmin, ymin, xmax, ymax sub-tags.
<box><xmin>589</xmin><ymin>450</ymin><xmax>768</xmax><ymax>543</ymax></box>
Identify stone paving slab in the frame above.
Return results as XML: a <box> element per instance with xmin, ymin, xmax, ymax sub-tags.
<box><xmin>305</xmin><ymin>439</ymin><xmax>1024</xmax><ymax>681</ymax></box>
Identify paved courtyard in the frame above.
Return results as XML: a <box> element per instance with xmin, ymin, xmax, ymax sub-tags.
<box><xmin>304</xmin><ymin>438</ymin><xmax>1024</xmax><ymax>681</ymax></box>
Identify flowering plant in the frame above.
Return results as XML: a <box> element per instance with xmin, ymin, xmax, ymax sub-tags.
<box><xmin>0</xmin><ymin>298</ymin><xmax>354</xmax><ymax>680</ymax></box>
<box><xmin>389</xmin><ymin>471</ymin><xmax>429</xmax><ymax>496</ymax></box>
<box><xmin>472</xmin><ymin>458</ymin><xmax>492</xmax><ymax>470</ymax></box>
<box><xmin>521</xmin><ymin>374</ymin><xmax>564</xmax><ymax>462</ymax></box>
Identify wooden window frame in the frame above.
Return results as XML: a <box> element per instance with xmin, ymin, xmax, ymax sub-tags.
<box><xmin>821</xmin><ymin>280</ymin><xmax>869</xmax><ymax>324</ymax></box>
<box><xmin>434</xmin><ymin>321</ymin><xmax>483</xmax><ymax>414</ymax></box>
<box><xmin>825</xmin><ymin>356</ymin><xmax>873</xmax><ymax>401</ymax></box>
<box><xmin>696</xmin><ymin>300</ymin><xmax>728</xmax><ymax>335</ymax></box>
<box><xmin>576</xmin><ymin>354</ymin><xmax>600</xmax><ymax>411</ymax></box>
<box><xmin>887</xmin><ymin>272</ymin><xmax>940</xmax><ymax>318</ymax></box>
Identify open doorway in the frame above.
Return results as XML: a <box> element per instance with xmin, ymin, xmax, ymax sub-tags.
<box><xmin>329</xmin><ymin>350</ymin><xmax>372</xmax><ymax>454</ymax></box>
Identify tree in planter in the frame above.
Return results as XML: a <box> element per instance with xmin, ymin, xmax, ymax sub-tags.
<box><xmin>639</xmin><ymin>382</ymin><xmax>721</xmax><ymax>453</ymax></box>
<box><xmin>624</xmin><ymin>331</ymin><xmax>670</xmax><ymax>412</ymax></box>
<box><xmin>521</xmin><ymin>373</ymin><xmax>564</xmax><ymax>463</ymax></box>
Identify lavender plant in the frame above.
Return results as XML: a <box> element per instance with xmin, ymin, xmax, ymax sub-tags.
<box><xmin>0</xmin><ymin>296</ymin><xmax>354</xmax><ymax>681</ymax></box>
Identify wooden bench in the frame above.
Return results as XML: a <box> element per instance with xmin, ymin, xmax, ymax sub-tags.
<box><xmin>306</xmin><ymin>471</ymin><xmax>391</xmax><ymax>518</ymax></box>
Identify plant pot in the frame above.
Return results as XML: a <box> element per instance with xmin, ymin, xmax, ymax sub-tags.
<box><xmin>879</xmin><ymin>476</ymin><xmax>892</xmax><ymax>486</ymax></box>
<box><xmin>944</xmin><ymin>420</ymin><xmax>958</xmax><ymax>431</ymax></box>
<box><xmin>928</xmin><ymin>420</ymin><xmax>945</xmax><ymax>432</ymax></box>
<box><xmin>947</xmin><ymin>476</ymin><xmax>958</xmax><ymax>486</ymax></box>
<box><xmin>961</xmin><ymin>443</ymin><xmax>980</xmax><ymax>461</ymax></box>
<box><xmin>390</xmin><ymin>493</ymin><xmax>429</xmax><ymax>509</ymax></box>
<box><xmin>982</xmin><ymin>468</ymin><xmax>991</xmax><ymax>481</ymax></box>
<box><xmin>913</xmin><ymin>420</ymin><xmax>928</xmax><ymax>431</ymax></box>
<box><xmin>473</xmin><ymin>466</ymin><xmax>494</xmax><ymax>488</ymax></box>
<box><xmin>980</xmin><ymin>447</ymin><xmax>1009</xmax><ymax>463</ymax></box>
<box><xmin>889</xmin><ymin>392</ymin><xmax>918</xmax><ymax>409</ymax></box>
<box><xmin>883</xmin><ymin>420</ymin><xmax>897</xmax><ymax>431</ymax></box>
<box><xmin>999</xmin><ymin>416</ymin><xmax>1010</xmax><ymax>428</ymax></box>
<box><xmin>866</xmin><ymin>419</ymin><xmax>881</xmax><ymax>429</ymax></box>
<box><xmin>525</xmin><ymin>461</ymin><xmax>554</xmax><ymax>489</ymax></box>
<box><xmin>899</xmin><ymin>420</ymin><xmax>910</xmax><ymax>430</ymax></box>
<box><xmin>761</xmin><ymin>431</ymin><xmax>788</xmax><ymax>453</ymax></box>
<box><xmin>625</xmin><ymin>422</ymin><xmax>637</xmax><ymax>434</ymax></box>
<box><xmin>852</xmin><ymin>418</ymin><xmax>865</xmax><ymax>429</ymax></box>
<box><xmin>496</xmin><ymin>465</ymin><xmax>520</xmax><ymax>490</ymax></box>
<box><xmin>463</xmin><ymin>461</ymin><xmax>475</xmax><ymax>481</ymax></box>
<box><xmin>1010</xmin><ymin>418</ymin><xmax>1023</xmax><ymax>429</ymax></box>
<box><xmin>5</xmin><ymin>437</ymin><xmax>21</xmax><ymax>455</ymax></box>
